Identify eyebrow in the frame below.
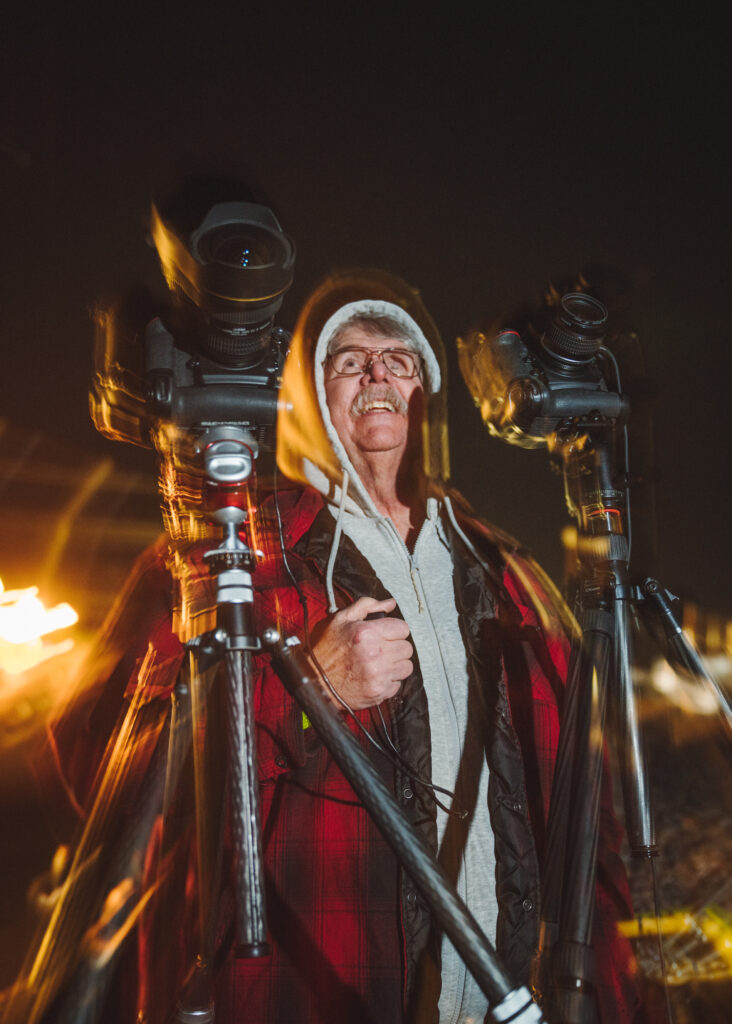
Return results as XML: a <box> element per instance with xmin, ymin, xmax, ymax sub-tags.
<box><xmin>328</xmin><ymin>343</ymin><xmax>415</xmax><ymax>354</ymax></box>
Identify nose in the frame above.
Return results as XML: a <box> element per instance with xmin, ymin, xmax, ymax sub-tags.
<box><xmin>360</xmin><ymin>354</ymin><xmax>390</xmax><ymax>382</ymax></box>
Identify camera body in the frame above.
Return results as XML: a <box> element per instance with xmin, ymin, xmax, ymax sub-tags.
<box><xmin>458</xmin><ymin>292</ymin><xmax>628</xmax><ymax>449</ymax></box>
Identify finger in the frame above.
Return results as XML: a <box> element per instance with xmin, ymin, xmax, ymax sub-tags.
<box><xmin>339</xmin><ymin>596</ymin><xmax>397</xmax><ymax>623</ymax></box>
<box><xmin>358</xmin><ymin>643</ymin><xmax>412</xmax><ymax>680</ymax></box>
<box><xmin>372</xmin><ymin>617</ymin><xmax>411</xmax><ymax>641</ymax></box>
<box><xmin>390</xmin><ymin>659</ymin><xmax>414</xmax><ymax>682</ymax></box>
<box><xmin>387</xmin><ymin>640</ymin><xmax>414</xmax><ymax>663</ymax></box>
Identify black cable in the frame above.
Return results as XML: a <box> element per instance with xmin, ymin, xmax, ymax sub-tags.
<box><xmin>600</xmin><ymin>345</ymin><xmax>633</xmax><ymax>561</ymax></box>
<box><xmin>374</xmin><ymin>704</ymin><xmax>465</xmax><ymax>818</ymax></box>
<box><xmin>271</xmin><ymin>462</ymin><xmax>311</xmax><ymax>646</ymax></box>
<box><xmin>649</xmin><ymin>856</ymin><xmax>676</xmax><ymax>1024</ymax></box>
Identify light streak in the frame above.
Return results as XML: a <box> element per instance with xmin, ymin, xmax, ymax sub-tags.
<box><xmin>649</xmin><ymin>657</ymin><xmax>726</xmax><ymax>715</ymax></box>
<box><xmin>619</xmin><ymin>906</ymin><xmax>732</xmax><ymax>983</ymax></box>
<box><xmin>0</xmin><ymin>578</ymin><xmax>78</xmax><ymax>675</ymax></box>
<box><xmin>2</xmin><ymin>645</ymin><xmax>174</xmax><ymax>1024</ymax></box>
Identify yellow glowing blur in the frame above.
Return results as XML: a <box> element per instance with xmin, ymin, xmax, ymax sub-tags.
<box><xmin>0</xmin><ymin>578</ymin><xmax>78</xmax><ymax>675</ymax></box>
<box><xmin>84</xmin><ymin>877</ymin><xmax>156</xmax><ymax>969</ymax></box>
<box><xmin>650</xmin><ymin>657</ymin><xmax>722</xmax><ymax>715</ymax></box>
<box><xmin>619</xmin><ymin>906</ymin><xmax>732</xmax><ymax>982</ymax></box>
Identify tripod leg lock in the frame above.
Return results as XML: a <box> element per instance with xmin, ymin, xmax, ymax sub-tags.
<box><xmin>490</xmin><ymin>985</ymin><xmax>545</xmax><ymax>1022</ymax></box>
<box><xmin>549</xmin><ymin>940</ymin><xmax>597</xmax><ymax>1024</ymax></box>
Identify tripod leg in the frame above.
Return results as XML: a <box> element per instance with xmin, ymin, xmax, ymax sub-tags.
<box><xmin>6</xmin><ymin>649</ymin><xmax>170</xmax><ymax>1024</ymax></box>
<box><xmin>172</xmin><ymin>637</ymin><xmax>268</xmax><ymax>1020</ymax></box>
<box><xmin>544</xmin><ymin>611</ymin><xmax>614</xmax><ymax>1024</ymax></box>
<box><xmin>224</xmin><ymin>648</ymin><xmax>269</xmax><ymax>957</ymax></box>
<box><xmin>141</xmin><ymin>663</ymin><xmax>219</xmax><ymax>1024</ymax></box>
<box><xmin>537</xmin><ymin>634</ymin><xmax>585</xmax><ymax>971</ymax></box>
<box><xmin>613</xmin><ymin>597</ymin><xmax>656</xmax><ymax>856</ymax></box>
<box><xmin>267</xmin><ymin>633</ymin><xmax>541</xmax><ymax>1019</ymax></box>
<box><xmin>174</xmin><ymin>650</ymin><xmax>227</xmax><ymax>1023</ymax></box>
<box><xmin>643</xmin><ymin>578</ymin><xmax>732</xmax><ymax>739</ymax></box>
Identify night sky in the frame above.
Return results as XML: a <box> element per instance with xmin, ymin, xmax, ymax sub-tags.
<box><xmin>2</xmin><ymin>5</ymin><xmax>731</xmax><ymax>615</ymax></box>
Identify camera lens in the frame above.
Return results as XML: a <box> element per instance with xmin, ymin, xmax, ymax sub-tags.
<box><xmin>197</xmin><ymin>224</ymin><xmax>284</xmax><ymax>269</ymax></box>
<box><xmin>544</xmin><ymin>292</ymin><xmax>608</xmax><ymax>363</ymax></box>
<box><xmin>152</xmin><ymin>199</ymin><xmax>295</xmax><ymax>336</ymax></box>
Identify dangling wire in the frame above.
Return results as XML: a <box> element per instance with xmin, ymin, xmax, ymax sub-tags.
<box><xmin>272</xmin><ymin>462</ymin><xmax>311</xmax><ymax>647</ymax></box>
<box><xmin>600</xmin><ymin>345</ymin><xmax>632</xmax><ymax>562</ymax></box>
<box><xmin>324</xmin><ymin>470</ymin><xmax>350</xmax><ymax>613</ymax></box>
<box><xmin>650</xmin><ymin>857</ymin><xmax>676</xmax><ymax>1024</ymax></box>
<box><xmin>373</xmin><ymin>704</ymin><xmax>465</xmax><ymax>817</ymax></box>
<box><xmin>271</xmin><ymin>465</ymin><xmax>466</xmax><ymax>819</ymax></box>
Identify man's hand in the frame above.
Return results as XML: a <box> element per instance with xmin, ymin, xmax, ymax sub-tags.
<box><xmin>312</xmin><ymin>596</ymin><xmax>413</xmax><ymax>710</ymax></box>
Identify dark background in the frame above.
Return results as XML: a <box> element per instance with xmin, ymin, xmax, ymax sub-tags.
<box><xmin>2</xmin><ymin>3</ymin><xmax>731</xmax><ymax>614</ymax></box>
<box><xmin>1</xmin><ymin>9</ymin><xmax>731</xmax><ymax>1016</ymax></box>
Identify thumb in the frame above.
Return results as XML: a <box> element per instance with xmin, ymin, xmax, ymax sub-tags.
<box><xmin>340</xmin><ymin>596</ymin><xmax>397</xmax><ymax>623</ymax></box>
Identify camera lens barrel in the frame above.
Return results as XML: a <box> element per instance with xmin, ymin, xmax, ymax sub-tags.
<box><xmin>203</xmin><ymin>322</ymin><xmax>273</xmax><ymax>368</ymax></box>
<box><xmin>544</xmin><ymin>292</ymin><xmax>608</xmax><ymax>364</ymax></box>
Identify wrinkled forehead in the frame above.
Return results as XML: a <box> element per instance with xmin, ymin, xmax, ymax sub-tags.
<box><xmin>325</xmin><ymin>316</ymin><xmax>416</xmax><ymax>357</ymax></box>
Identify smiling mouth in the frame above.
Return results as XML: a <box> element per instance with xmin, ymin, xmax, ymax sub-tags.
<box><xmin>351</xmin><ymin>388</ymin><xmax>407</xmax><ymax>417</ymax></box>
<box><xmin>361</xmin><ymin>399</ymin><xmax>397</xmax><ymax>413</ymax></box>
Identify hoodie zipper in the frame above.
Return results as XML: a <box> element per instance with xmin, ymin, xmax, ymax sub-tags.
<box><xmin>409</xmin><ymin>565</ymin><xmax>424</xmax><ymax>614</ymax></box>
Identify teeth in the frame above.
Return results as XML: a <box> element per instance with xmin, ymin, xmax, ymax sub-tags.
<box><xmin>364</xmin><ymin>400</ymin><xmax>396</xmax><ymax>412</ymax></box>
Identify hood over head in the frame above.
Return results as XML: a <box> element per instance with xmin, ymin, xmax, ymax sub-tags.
<box><xmin>277</xmin><ymin>268</ymin><xmax>449</xmax><ymax>513</ymax></box>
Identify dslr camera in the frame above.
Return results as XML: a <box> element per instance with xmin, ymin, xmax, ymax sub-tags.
<box><xmin>90</xmin><ymin>199</ymin><xmax>295</xmax><ymax>451</ymax></box>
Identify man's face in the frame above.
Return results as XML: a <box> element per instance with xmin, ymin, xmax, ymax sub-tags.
<box><xmin>324</xmin><ymin>326</ymin><xmax>425</xmax><ymax>466</ymax></box>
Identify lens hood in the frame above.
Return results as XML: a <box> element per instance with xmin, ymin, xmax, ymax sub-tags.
<box><xmin>151</xmin><ymin>201</ymin><xmax>295</xmax><ymax>325</ymax></box>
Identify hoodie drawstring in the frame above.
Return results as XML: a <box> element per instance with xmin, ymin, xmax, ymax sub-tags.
<box><xmin>325</xmin><ymin>469</ymin><xmax>350</xmax><ymax>612</ymax></box>
<box><xmin>444</xmin><ymin>494</ymin><xmax>492</xmax><ymax>574</ymax></box>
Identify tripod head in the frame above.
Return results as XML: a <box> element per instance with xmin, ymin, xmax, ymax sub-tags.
<box><xmin>196</xmin><ymin>425</ymin><xmax>261</xmax><ymax>650</ymax></box>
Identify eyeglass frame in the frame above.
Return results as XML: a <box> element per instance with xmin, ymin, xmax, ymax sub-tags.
<box><xmin>324</xmin><ymin>345</ymin><xmax>424</xmax><ymax>379</ymax></box>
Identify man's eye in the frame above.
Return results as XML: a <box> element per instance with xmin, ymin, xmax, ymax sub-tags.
<box><xmin>340</xmin><ymin>355</ymin><xmax>361</xmax><ymax>370</ymax></box>
<box><xmin>388</xmin><ymin>353</ymin><xmax>413</xmax><ymax>373</ymax></box>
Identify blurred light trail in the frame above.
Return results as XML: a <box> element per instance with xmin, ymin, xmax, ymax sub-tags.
<box><xmin>0</xmin><ymin>578</ymin><xmax>78</xmax><ymax>675</ymax></box>
<box><xmin>619</xmin><ymin>905</ymin><xmax>732</xmax><ymax>983</ymax></box>
<box><xmin>649</xmin><ymin>656</ymin><xmax>729</xmax><ymax>715</ymax></box>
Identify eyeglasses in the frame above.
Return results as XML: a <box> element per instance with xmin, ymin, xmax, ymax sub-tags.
<box><xmin>326</xmin><ymin>346</ymin><xmax>423</xmax><ymax>378</ymax></box>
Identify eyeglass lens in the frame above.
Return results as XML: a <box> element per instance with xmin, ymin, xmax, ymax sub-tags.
<box><xmin>330</xmin><ymin>347</ymin><xmax>419</xmax><ymax>377</ymax></box>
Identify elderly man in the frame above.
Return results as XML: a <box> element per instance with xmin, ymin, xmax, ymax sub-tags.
<box><xmin>210</xmin><ymin>270</ymin><xmax>637</xmax><ymax>1024</ymax></box>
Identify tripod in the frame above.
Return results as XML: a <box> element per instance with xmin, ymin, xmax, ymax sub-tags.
<box><xmin>160</xmin><ymin>424</ymin><xmax>270</xmax><ymax>1023</ymax></box>
<box><xmin>537</xmin><ymin>424</ymin><xmax>732</xmax><ymax>1024</ymax></box>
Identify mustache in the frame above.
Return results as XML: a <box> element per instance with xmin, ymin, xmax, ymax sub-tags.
<box><xmin>350</xmin><ymin>384</ymin><xmax>409</xmax><ymax>417</ymax></box>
